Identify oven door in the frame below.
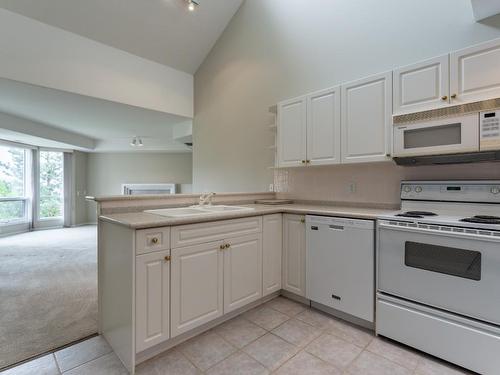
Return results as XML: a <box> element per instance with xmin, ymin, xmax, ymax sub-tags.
<box><xmin>393</xmin><ymin>113</ymin><xmax>479</xmax><ymax>157</ymax></box>
<box><xmin>378</xmin><ymin>221</ymin><xmax>500</xmax><ymax>325</ymax></box>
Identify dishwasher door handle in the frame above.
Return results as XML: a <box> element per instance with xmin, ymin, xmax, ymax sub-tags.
<box><xmin>329</xmin><ymin>224</ymin><xmax>344</xmax><ymax>230</ymax></box>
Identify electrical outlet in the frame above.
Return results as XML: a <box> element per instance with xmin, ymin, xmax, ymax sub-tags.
<box><xmin>348</xmin><ymin>182</ymin><xmax>357</xmax><ymax>194</ymax></box>
<box><xmin>269</xmin><ymin>183</ymin><xmax>274</xmax><ymax>192</ymax></box>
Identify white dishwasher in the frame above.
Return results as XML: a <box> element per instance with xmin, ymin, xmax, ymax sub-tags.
<box><xmin>306</xmin><ymin>215</ymin><xmax>375</xmax><ymax>323</ymax></box>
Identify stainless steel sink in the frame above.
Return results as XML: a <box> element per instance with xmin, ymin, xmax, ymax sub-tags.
<box><xmin>144</xmin><ymin>205</ymin><xmax>254</xmax><ymax>218</ymax></box>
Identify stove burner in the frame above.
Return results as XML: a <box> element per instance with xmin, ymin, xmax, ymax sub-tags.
<box><xmin>460</xmin><ymin>215</ymin><xmax>500</xmax><ymax>224</ymax></box>
<box><xmin>396</xmin><ymin>213</ymin><xmax>424</xmax><ymax>218</ymax></box>
<box><xmin>405</xmin><ymin>211</ymin><xmax>438</xmax><ymax>216</ymax></box>
<box><xmin>395</xmin><ymin>211</ymin><xmax>438</xmax><ymax>219</ymax></box>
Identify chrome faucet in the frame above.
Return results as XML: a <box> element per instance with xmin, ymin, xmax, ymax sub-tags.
<box><xmin>199</xmin><ymin>192</ymin><xmax>215</xmax><ymax>206</ymax></box>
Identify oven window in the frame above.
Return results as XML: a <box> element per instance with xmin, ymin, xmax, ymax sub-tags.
<box><xmin>404</xmin><ymin>123</ymin><xmax>461</xmax><ymax>149</ymax></box>
<box><xmin>405</xmin><ymin>241</ymin><xmax>481</xmax><ymax>281</ymax></box>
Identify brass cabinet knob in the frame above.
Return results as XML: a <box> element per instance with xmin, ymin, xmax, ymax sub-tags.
<box><xmin>451</xmin><ymin>93</ymin><xmax>457</xmax><ymax>99</ymax></box>
<box><xmin>151</xmin><ymin>237</ymin><xmax>159</xmax><ymax>244</ymax></box>
<box><xmin>441</xmin><ymin>95</ymin><xmax>448</xmax><ymax>101</ymax></box>
<box><xmin>306</xmin><ymin>160</ymin><xmax>311</xmax><ymax>163</ymax></box>
<box><xmin>301</xmin><ymin>160</ymin><xmax>306</xmax><ymax>164</ymax></box>
<box><xmin>164</xmin><ymin>255</ymin><xmax>171</xmax><ymax>262</ymax></box>
<box><xmin>219</xmin><ymin>244</ymin><xmax>225</xmax><ymax>250</ymax></box>
<box><xmin>300</xmin><ymin>218</ymin><xmax>305</xmax><ymax>223</ymax></box>
<box><xmin>225</xmin><ymin>243</ymin><xmax>231</xmax><ymax>249</ymax></box>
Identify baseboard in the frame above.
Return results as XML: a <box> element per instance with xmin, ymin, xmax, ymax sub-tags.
<box><xmin>71</xmin><ymin>222</ymin><xmax>97</xmax><ymax>227</ymax></box>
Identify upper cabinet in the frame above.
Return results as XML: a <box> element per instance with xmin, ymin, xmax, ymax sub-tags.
<box><xmin>307</xmin><ymin>86</ymin><xmax>342</xmax><ymax>165</ymax></box>
<box><xmin>393</xmin><ymin>55</ymin><xmax>450</xmax><ymax>114</ymax></box>
<box><xmin>450</xmin><ymin>38</ymin><xmax>500</xmax><ymax>104</ymax></box>
<box><xmin>278</xmin><ymin>87</ymin><xmax>341</xmax><ymax>167</ymax></box>
<box><xmin>341</xmin><ymin>72</ymin><xmax>392</xmax><ymax>163</ymax></box>
<box><xmin>277</xmin><ymin>96</ymin><xmax>307</xmax><ymax>167</ymax></box>
<box><xmin>276</xmin><ymin>37</ymin><xmax>500</xmax><ymax>165</ymax></box>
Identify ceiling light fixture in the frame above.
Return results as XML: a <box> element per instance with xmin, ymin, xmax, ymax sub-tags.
<box><xmin>187</xmin><ymin>0</ymin><xmax>199</xmax><ymax>12</ymax></box>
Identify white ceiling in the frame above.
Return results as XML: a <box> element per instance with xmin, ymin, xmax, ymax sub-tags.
<box><xmin>0</xmin><ymin>0</ymin><xmax>244</xmax><ymax>74</ymax></box>
<box><xmin>0</xmin><ymin>78</ymin><xmax>192</xmax><ymax>152</ymax></box>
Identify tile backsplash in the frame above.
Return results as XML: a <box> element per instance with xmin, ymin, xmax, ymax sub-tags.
<box><xmin>275</xmin><ymin>161</ymin><xmax>500</xmax><ymax>205</ymax></box>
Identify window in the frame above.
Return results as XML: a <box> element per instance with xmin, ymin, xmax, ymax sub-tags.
<box><xmin>38</xmin><ymin>151</ymin><xmax>64</xmax><ymax>219</ymax></box>
<box><xmin>0</xmin><ymin>145</ymin><xmax>28</xmax><ymax>224</ymax></box>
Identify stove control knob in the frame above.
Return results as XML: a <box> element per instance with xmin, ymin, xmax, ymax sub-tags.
<box><xmin>403</xmin><ymin>186</ymin><xmax>412</xmax><ymax>193</ymax></box>
<box><xmin>491</xmin><ymin>187</ymin><xmax>500</xmax><ymax>195</ymax></box>
<box><xmin>415</xmin><ymin>186</ymin><xmax>423</xmax><ymax>193</ymax></box>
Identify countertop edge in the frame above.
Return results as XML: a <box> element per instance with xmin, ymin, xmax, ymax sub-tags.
<box><xmin>98</xmin><ymin>204</ymin><xmax>395</xmax><ymax>229</ymax></box>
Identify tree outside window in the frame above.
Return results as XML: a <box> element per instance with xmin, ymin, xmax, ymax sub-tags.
<box><xmin>39</xmin><ymin>151</ymin><xmax>64</xmax><ymax>219</ymax></box>
<box><xmin>0</xmin><ymin>146</ymin><xmax>26</xmax><ymax>223</ymax></box>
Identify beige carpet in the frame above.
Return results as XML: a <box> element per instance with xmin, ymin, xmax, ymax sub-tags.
<box><xmin>0</xmin><ymin>226</ymin><xmax>97</xmax><ymax>369</ymax></box>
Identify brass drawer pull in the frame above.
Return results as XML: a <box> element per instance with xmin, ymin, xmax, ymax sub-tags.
<box><xmin>151</xmin><ymin>237</ymin><xmax>159</xmax><ymax>245</ymax></box>
<box><xmin>164</xmin><ymin>255</ymin><xmax>171</xmax><ymax>262</ymax></box>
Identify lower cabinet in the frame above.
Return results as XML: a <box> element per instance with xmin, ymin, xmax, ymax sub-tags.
<box><xmin>223</xmin><ymin>234</ymin><xmax>263</xmax><ymax>313</ymax></box>
<box><xmin>135</xmin><ymin>250</ymin><xmax>170</xmax><ymax>352</ymax></box>
<box><xmin>170</xmin><ymin>241</ymin><xmax>224</xmax><ymax>338</ymax></box>
<box><xmin>282</xmin><ymin>214</ymin><xmax>306</xmax><ymax>297</ymax></box>
<box><xmin>262</xmin><ymin>214</ymin><xmax>282</xmax><ymax>296</ymax></box>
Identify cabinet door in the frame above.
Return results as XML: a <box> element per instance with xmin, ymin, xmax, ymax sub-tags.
<box><xmin>450</xmin><ymin>38</ymin><xmax>500</xmax><ymax>104</ymax></box>
<box><xmin>393</xmin><ymin>55</ymin><xmax>450</xmax><ymax>114</ymax></box>
<box><xmin>341</xmin><ymin>72</ymin><xmax>392</xmax><ymax>163</ymax></box>
<box><xmin>282</xmin><ymin>214</ymin><xmax>306</xmax><ymax>297</ymax></box>
<box><xmin>224</xmin><ymin>234</ymin><xmax>263</xmax><ymax>313</ymax></box>
<box><xmin>135</xmin><ymin>250</ymin><xmax>170</xmax><ymax>352</ymax></box>
<box><xmin>262</xmin><ymin>214</ymin><xmax>282</xmax><ymax>297</ymax></box>
<box><xmin>278</xmin><ymin>96</ymin><xmax>307</xmax><ymax>167</ymax></box>
<box><xmin>171</xmin><ymin>241</ymin><xmax>224</xmax><ymax>337</ymax></box>
<box><xmin>307</xmin><ymin>86</ymin><xmax>341</xmax><ymax>165</ymax></box>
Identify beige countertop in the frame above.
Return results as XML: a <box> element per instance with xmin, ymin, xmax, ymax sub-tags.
<box><xmin>99</xmin><ymin>203</ymin><xmax>396</xmax><ymax>229</ymax></box>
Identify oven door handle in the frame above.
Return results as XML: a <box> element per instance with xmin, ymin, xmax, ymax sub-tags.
<box><xmin>378</xmin><ymin>222</ymin><xmax>500</xmax><ymax>243</ymax></box>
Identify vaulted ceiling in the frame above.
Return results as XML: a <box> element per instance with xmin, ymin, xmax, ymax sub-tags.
<box><xmin>0</xmin><ymin>0</ymin><xmax>244</xmax><ymax>73</ymax></box>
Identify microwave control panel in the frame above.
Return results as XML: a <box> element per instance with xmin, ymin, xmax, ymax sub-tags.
<box><xmin>480</xmin><ymin>110</ymin><xmax>500</xmax><ymax>150</ymax></box>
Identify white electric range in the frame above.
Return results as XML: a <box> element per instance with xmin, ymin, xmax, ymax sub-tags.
<box><xmin>376</xmin><ymin>181</ymin><xmax>500</xmax><ymax>375</ymax></box>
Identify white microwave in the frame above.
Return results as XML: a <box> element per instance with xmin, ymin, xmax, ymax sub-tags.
<box><xmin>393</xmin><ymin>110</ymin><xmax>500</xmax><ymax>158</ymax></box>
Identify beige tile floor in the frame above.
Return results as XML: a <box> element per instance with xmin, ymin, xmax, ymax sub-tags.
<box><xmin>1</xmin><ymin>296</ymin><xmax>475</xmax><ymax>375</ymax></box>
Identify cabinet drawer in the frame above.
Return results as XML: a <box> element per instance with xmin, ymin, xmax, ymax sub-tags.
<box><xmin>136</xmin><ymin>227</ymin><xmax>170</xmax><ymax>255</ymax></box>
<box><xmin>171</xmin><ymin>216</ymin><xmax>262</xmax><ymax>248</ymax></box>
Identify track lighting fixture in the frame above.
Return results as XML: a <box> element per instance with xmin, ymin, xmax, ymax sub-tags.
<box><xmin>130</xmin><ymin>136</ymin><xmax>144</xmax><ymax>147</ymax></box>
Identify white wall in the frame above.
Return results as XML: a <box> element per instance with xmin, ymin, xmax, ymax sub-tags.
<box><xmin>86</xmin><ymin>152</ymin><xmax>193</xmax><ymax>221</ymax></box>
<box><xmin>0</xmin><ymin>9</ymin><xmax>193</xmax><ymax>118</ymax></box>
<box><xmin>193</xmin><ymin>0</ymin><xmax>500</xmax><ymax>193</ymax></box>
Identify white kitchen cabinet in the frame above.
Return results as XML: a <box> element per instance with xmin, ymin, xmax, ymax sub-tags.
<box><xmin>393</xmin><ymin>55</ymin><xmax>450</xmax><ymax>114</ymax></box>
<box><xmin>223</xmin><ymin>234</ymin><xmax>263</xmax><ymax>313</ymax></box>
<box><xmin>450</xmin><ymin>37</ymin><xmax>500</xmax><ymax>104</ymax></box>
<box><xmin>170</xmin><ymin>241</ymin><xmax>224</xmax><ymax>337</ymax></box>
<box><xmin>341</xmin><ymin>72</ymin><xmax>392</xmax><ymax>163</ymax></box>
<box><xmin>277</xmin><ymin>96</ymin><xmax>307</xmax><ymax>167</ymax></box>
<box><xmin>307</xmin><ymin>86</ymin><xmax>341</xmax><ymax>165</ymax></box>
<box><xmin>135</xmin><ymin>250</ymin><xmax>170</xmax><ymax>352</ymax></box>
<box><xmin>262</xmin><ymin>214</ymin><xmax>282</xmax><ymax>296</ymax></box>
<box><xmin>282</xmin><ymin>214</ymin><xmax>306</xmax><ymax>297</ymax></box>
